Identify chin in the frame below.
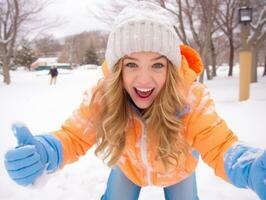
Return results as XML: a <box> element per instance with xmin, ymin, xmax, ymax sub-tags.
<box><xmin>136</xmin><ymin>103</ymin><xmax>151</xmax><ymax>109</ymax></box>
<box><xmin>133</xmin><ymin>98</ymin><xmax>154</xmax><ymax>109</ymax></box>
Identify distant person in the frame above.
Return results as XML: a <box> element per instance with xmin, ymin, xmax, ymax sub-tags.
<box><xmin>49</xmin><ymin>65</ymin><xmax>58</xmax><ymax>85</ymax></box>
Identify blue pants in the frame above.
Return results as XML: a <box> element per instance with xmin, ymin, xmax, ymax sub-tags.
<box><xmin>101</xmin><ymin>166</ymin><xmax>199</xmax><ymax>200</ymax></box>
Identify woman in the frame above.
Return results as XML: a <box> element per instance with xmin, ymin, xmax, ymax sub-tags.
<box><xmin>4</xmin><ymin>2</ymin><xmax>266</xmax><ymax>200</ymax></box>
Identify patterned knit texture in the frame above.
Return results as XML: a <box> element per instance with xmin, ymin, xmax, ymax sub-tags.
<box><xmin>105</xmin><ymin>1</ymin><xmax>181</xmax><ymax>70</ymax></box>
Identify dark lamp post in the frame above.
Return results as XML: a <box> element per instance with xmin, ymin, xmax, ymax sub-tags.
<box><xmin>238</xmin><ymin>5</ymin><xmax>252</xmax><ymax>101</ymax></box>
<box><xmin>239</xmin><ymin>7</ymin><xmax>253</xmax><ymax>24</ymax></box>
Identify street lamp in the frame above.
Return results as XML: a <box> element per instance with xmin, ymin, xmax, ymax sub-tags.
<box><xmin>238</xmin><ymin>5</ymin><xmax>252</xmax><ymax>101</ymax></box>
<box><xmin>239</xmin><ymin>7</ymin><xmax>253</xmax><ymax>24</ymax></box>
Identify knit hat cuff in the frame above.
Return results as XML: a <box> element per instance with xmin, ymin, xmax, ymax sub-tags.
<box><xmin>105</xmin><ymin>2</ymin><xmax>181</xmax><ymax>70</ymax></box>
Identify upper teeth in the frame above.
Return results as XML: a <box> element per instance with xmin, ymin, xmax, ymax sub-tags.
<box><xmin>136</xmin><ymin>88</ymin><xmax>153</xmax><ymax>92</ymax></box>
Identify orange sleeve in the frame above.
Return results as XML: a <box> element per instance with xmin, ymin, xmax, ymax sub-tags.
<box><xmin>52</xmin><ymin>89</ymin><xmax>98</xmax><ymax>166</ymax></box>
<box><xmin>184</xmin><ymin>83</ymin><xmax>238</xmax><ymax>181</ymax></box>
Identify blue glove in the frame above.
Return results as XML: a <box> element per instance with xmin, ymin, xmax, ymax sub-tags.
<box><xmin>4</xmin><ymin>123</ymin><xmax>63</xmax><ymax>186</ymax></box>
<box><xmin>224</xmin><ymin>142</ymin><xmax>266</xmax><ymax>200</ymax></box>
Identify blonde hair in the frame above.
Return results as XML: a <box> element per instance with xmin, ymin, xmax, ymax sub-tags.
<box><xmin>91</xmin><ymin>59</ymin><xmax>190</xmax><ymax>168</ymax></box>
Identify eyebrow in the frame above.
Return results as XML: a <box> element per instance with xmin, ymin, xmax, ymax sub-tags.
<box><xmin>123</xmin><ymin>55</ymin><xmax>139</xmax><ymax>61</ymax></box>
<box><xmin>151</xmin><ymin>55</ymin><xmax>166</xmax><ymax>61</ymax></box>
<box><xmin>123</xmin><ymin>55</ymin><xmax>166</xmax><ymax>61</ymax></box>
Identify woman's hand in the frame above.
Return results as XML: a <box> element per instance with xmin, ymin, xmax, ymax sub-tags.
<box><xmin>4</xmin><ymin>123</ymin><xmax>62</xmax><ymax>185</ymax></box>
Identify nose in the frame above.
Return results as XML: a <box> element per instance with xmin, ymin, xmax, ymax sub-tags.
<box><xmin>136</xmin><ymin>68</ymin><xmax>152</xmax><ymax>84</ymax></box>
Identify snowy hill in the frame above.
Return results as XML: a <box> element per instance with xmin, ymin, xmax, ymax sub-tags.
<box><xmin>0</xmin><ymin>66</ymin><xmax>265</xmax><ymax>200</ymax></box>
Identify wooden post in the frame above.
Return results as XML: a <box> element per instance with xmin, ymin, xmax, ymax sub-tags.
<box><xmin>239</xmin><ymin>0</ymin><xmax>251</xmax><ymax>101</ymax></box>
<box><xmin>239</xmin><ymin>51</ymin><xmax>251</xmax><ymax>101</ymax></box>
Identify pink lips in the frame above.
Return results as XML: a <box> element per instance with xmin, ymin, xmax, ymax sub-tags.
<box><xmin>134</xmin><ymin>87</ymin><xmax>154</xmax><ymax>99</ymax></box>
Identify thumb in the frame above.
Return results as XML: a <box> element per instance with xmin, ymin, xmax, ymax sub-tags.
<box><xmin>12</xmin><ymin>122</ymin><xmax>37</xmax><ymax>146</ymax></box>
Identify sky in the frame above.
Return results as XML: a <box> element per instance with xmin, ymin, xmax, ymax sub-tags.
<box><xmin>39</xmin><ymin>0</ymin><xmax>110</xmax><ymax>38</ymax></box>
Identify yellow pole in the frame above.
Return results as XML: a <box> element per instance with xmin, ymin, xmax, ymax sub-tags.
<box><xmin>239</xmin><ymin>51</ymin><xmax>251</xmax><ymax>101</ymax></box>
<box><xmin>239</xmin><ymin>0</ymin><xmax>251</xmax><ymax>101</ymax></box>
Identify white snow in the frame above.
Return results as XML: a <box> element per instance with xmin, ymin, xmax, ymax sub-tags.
<box><xmin>0</xmin><ymin>66</ymin><xmax>265</xmax><ymax>200</ymax></box>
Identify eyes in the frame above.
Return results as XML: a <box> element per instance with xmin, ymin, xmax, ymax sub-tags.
<box><xmin>153</xmin><ymin>63</ymin><xmax>165</xmax><ymax>69</ymax></box>
<box><xmin>124</xmin><ymin>62</ymin><xmax>165</xmax><ymax>69</ymax></box>
<box><xmin>125</xmin><ymin>62</ymin><xmax>137</xmax><ymax>68</ymax></box>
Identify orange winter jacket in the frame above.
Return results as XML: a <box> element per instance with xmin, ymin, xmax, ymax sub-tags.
<box><xmin>52</xmin><ymin>45</ymin><xmax>238</xmax><ymax>187</ymax></box>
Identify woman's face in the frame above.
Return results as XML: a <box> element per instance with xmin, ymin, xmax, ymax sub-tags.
<box><xmin>122</xmin><ymin>51</ymin><xmax>167</xmax><ymax>109</ymax></box>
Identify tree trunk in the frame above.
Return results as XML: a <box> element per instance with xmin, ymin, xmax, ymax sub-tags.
<box><xmin>199</xmin><ymin>69</ymin><xmax>204</xmax><ymax>83</ymax></box>
<box><xmin>228</xmin><ymin>37</ymin><xmax>234</xmax><ymax>76</ymax></box>
<box><xmin>2</xmin><ymin>43</ymin><xmax>13</xmax><ymax>84</ymax></box>
<box><xmin>206</xmin><ymin>61</ymin><xmax>212</xmax><ymax>80</ymax></box>
<box><xmin>2</xmin><ymin>56</ymin><xmax>11</xmax><ymax>84</ymax></box>
<box><xmin>251</xmin><ymin>47</ymin><xmax>258</xmax><ymax>83</ymax></box>
<box><xmin>200</xmin><ymin>4</ymin><xmax>212</xmax><ymax>81</ymax></box>
<box><xmin>211</xmin><ymin>40</ymin><xmax>217</xmax><ymax>77</ymax></box>
<box><xmin>263</xmin><ymin>50</ymin><xmax>266</xmax><ymax>76</ymax></box>
<box><xmin>201</xmin><ymin>38</ymin><xmax>212</xmax><ymax>81</ymax></box>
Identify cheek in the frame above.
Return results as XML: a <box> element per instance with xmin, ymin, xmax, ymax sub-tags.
<box><xmin>156</xmin><ymin>72</ymin><xmax>167</xmax><ymax>90</ymax></box>
<box><xmin>122</xmin><ymin>71</ymin><xmax>132</xmax><ymax>92</ymax></box>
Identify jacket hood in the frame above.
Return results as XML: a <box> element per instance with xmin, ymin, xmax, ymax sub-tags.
<box><xmin>101</xmin><ymin>44</ymin><xmax>203</xmax><ymax>86</ymax></box>
<box><xmin>178</xmin><ymin>45</ymin><xmax>203</xmax><ymax>85</ymax></box>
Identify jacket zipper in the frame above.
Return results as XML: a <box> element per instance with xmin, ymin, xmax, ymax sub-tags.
<box><xmin>140</xmin><ymin>120</ymin><xmax>152</xmax><ymax>185</ymax></box>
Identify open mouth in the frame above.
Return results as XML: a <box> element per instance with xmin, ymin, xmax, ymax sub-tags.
<box><xmin>134</xmin><ymin>87</ymin><xmax>154</xmax><ymax>98</ymax></box>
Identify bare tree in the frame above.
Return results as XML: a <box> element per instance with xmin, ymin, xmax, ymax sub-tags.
<box><xmin>210</xmin><ymin>33</ymin><xmax>218</xmax><ymax>77</ymax></box>
<box><xmin>158</xmin><ymin>0</ymin><xmax>219</xmax><ymax>81</ymax></box>
<box><xmin>0</xmin><ymin>0</ymin><xmax>52</xmax><ymax>84</ymax></box>
<box><xmin>248</xmin><ymin>5</ymin><xmax>266</xmax><ymax>82</ymax></box>
<box><xmin>87</xmin><ymin>0</ymin><xmax>135</xmax><ymax>28</ymax></box>
<box><xmin>198</xmin><ymin>0</ymin><xmax>219</xmax><ymax>81</ymax></box>
<box><xmin>0</xmin><ymin>0</ymin><xmax>19</xmax><ymax>84</ymax></box>
<box><xmin>263</xmin><ymin>48</ymin><xmax>266</xmax><ymax>76</ymax></box>
<box><xmin>34</xmin><ymin>34</ymin><xmax>63</xmax><ymax>57</ymax></box>
<box><xmin>215</xmin><ymin>0</ymin><xmax>238</xmax><ymax>76</ymax></box>
<box><xmin>159</xmin><ymin>0</ymin><xmax>189</xmax><ymax>45</ymax></box>
<box><xmin>172</xmin><ymin>0</ymin><xmax>218</xmax><ymax>81</ymax></box>
<box><xmin>59</xmin><ymin>31</ymin><xmax>108</xmax><ymax>65</ymax></box>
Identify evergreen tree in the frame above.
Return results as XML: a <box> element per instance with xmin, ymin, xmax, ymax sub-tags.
<box><xmin>15</xmin><ymin>43</ymin><xmax>37</xmax><ymax>70</ymax></box>
<box><xmin>83</xmin><ymin>46</ymin><xmax>99</xmax><ymax>65</ymax></box>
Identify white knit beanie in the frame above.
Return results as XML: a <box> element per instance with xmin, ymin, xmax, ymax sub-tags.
<box><xmin>105</xmin><ymin>1</ymin><xmax>181</xmax><ymax>70</ymax></box>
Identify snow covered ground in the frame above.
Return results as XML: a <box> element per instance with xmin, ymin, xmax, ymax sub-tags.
<box><xmin>0</xmin><ymin>66</ymin><xmax>265</xmax><ymax>200</ymax></box>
